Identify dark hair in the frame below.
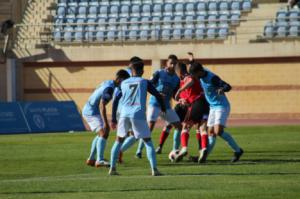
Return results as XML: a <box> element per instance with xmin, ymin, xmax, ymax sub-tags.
<box><xmin>130</xmin><ymin>56</ymin><xmax>143</xmax><ymax>63</ymax></box>
<box><xmin>189</xmin><ymin>62</ymin><xmax>204</xmax><ymax>75</ymax></box>
<box><xmin>175</xmin><ymin>62</ymin><xmax>188</xmax><ymax>74</ymax></box>
<box><xmin>131</xmin><ymin>61</ymin><xmax>144</xmax><ymax>72</ymax></box>
<box><xmin>168</xmin><ymin>54</ymin><xmax>178</xmax><ymax>61</ymax></box>
<box><xmin>116</xmin><ymin>69</ymin><xmax>130</xmax><ymax>80</ymax></box>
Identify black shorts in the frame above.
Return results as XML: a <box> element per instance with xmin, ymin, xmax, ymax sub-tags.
<box><xmin>174</xmin><ymin>103</ymin><xmax>188</xmax><ymax>122</ymax></box>
<box><xmin>184</xmin><ymin>97</ymin><xmax>209</xmax><ymax>124</ymax></box>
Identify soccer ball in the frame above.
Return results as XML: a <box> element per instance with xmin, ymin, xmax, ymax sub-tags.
<box><xmin>168</xmin><ymin>150</ymin><xmax>180</xmax><ymax>162</ymax></box>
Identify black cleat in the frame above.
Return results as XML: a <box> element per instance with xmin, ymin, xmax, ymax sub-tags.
<box><xmin>231</xmin><ymin>148</ymin><xmax>244</xmax><ymax>162</ymax></box>
<box><xmin>155</xmin><ymin>146</ymin><xmax>162</xmax><ymax>154</ymax></box>
<box><xmin>135</xmin><ymin>152</ymin><xmax>142</xmax><ymax>159</ymax></box>
<box><xmin>198</xmin><ymin>148</ymin><xmax>208</xmax><ymax>164</ymax></box>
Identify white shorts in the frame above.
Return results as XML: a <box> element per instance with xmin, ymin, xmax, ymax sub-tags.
<box><xmin>117</xmin><ymin>117</ymin><xmax>151</xmax><ymax>139</ymax></box>
<box><xmin>207</xmin><ymin>107</ymin><xmax>230</xmax><ymax>127</ymax></box>
<box><xmin>83</xmin><ymin>115</ymin><xmax>103</xmax><ymax>132</ymax></box>
<box><xmin>147</xmin><ymin>106</ymin><xmax>180</xmax><ymax>124</ymax></box>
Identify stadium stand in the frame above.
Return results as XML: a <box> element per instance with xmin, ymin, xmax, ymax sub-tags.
<box><xmin>264</xmin><ymin>6</ymin><xmax>300</xmax><ymax>38</ymax></box>
<box><xmin>52</xmin><ymin>0</ymin><xmax>253</xmax><ymax>42</ymax></box>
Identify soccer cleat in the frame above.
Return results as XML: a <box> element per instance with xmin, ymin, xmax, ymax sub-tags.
<box><xmin>118</xmin><ymin>151</ymin><xmax>123</xmax><ymax>164</ymax></box>
<box><xmin>108</xmin><ymin>167</ymin><xmax>119</xmax><ymax>176</ymax></box>
<box><xmin>135</xmin><ymin>152</ymin><xmax>142</xmax><ymax>159</ymax></box>
<box><xmin>155</xmin><ymin>146</ymin><xmax>162</xmax><ymax>154</ymax></box>
<box><xmin>95</xmin><ymin>160</ymin><xmax>110</xmax><ymax>168</ymax></box>
<box><xmin>198</xmin><ymin>148</ymin><xmax>208</xmax><ymax>164</ymax></box>
<box><xmin>86</xmin><ymin>159</ymin><xmax>96</xmax><ymax>167</ymax></box>
<box><xmin>174</xmin><ymin>149</ymin><xmax>188</xmax><ymax>162</ymax></box>
<box><xmin>231</xmin><ymin>148</ymin><xmax>244</xmax><ymax>162</ymax></box>
<box><xmin>152</xmin><ymin>168</ymin><xmax>163</xmax><ymax>176</ymax></box>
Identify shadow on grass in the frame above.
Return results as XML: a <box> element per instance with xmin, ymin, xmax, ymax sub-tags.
<box><xmin>173</xmin><ymin>172</ymin><xmax>300</xmax><ymax>177</ymax></box>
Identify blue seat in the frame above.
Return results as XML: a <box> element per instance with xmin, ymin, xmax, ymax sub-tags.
<box><xmin>68</xmin><ymin>0</ymin><xmax>78</xmax><ymax>7</ymax></box>
<box><xmin>208</xmin><ymin>1</ymin><xmax>218</xmax><ymax>11</ymax></box>
<box><xmin>99</xmin><ymin>0</ymin><xmax>109</xmax><ymax>6</ymax></box>
<box><xmin>89</xmin><ymin>0</ymin><xmax>99</xmax><ymax>6</ymax></box>
<box><xmin>86</xmin><ymin>18</ymin><xmax>96</xmax><ymax>30</ymax></box>
<box><xmin>96</xmin><ymin>31</ymin><xmax>105</xmax><ymax>41</ymax></box>
<box><xmin>153</xmin><ymin>4</ymin><xmax>162</xmax><ymax>17</ymax></box>
<box><xmin>276</xmin><ymin>22</ymin><xmax>288</xmax><ymax>37</ymax></box>
<box><xmin>141</xmin><ymin>4</ymin><xmax>152</xmax><ymax>17</ymax></box>
<box><xmin>207</xmin><ymin>24</ymin><xmax>217</xmax><ymax>39</ymax></box>
<box><xmin>78</xmin><ymin>6</ymin><xmax>87</xmax><ymax>16</ymax></box>
<box><xmin>174</xmin><ymin>3</ymin><xmax>184</xmax><ymax>16</ymax></box>
<box><xmin>264</xmin><ymin>21</ymin><xmax>274</xmax><ymax>38</ymax></box>
<box><xmin>231</xmin><ymin>1</ymin><xmax>241</xmax><ymax>11</ymax></box>
<box><xmin>242</xmin><ymin>0</ymin><xmax>252</xmax><ymax>12</ymax></box>
<box><xmin>163</xmin><ymin>3</ymin><xmax>173</xmax><ymax>16</ymax></box>
<box><xmin>218</xmin><ymin>23</ymin><xmax>229</xmax><ymax>39</ymax></box>
<box><xmin>231</xmin><ymin>11</ymin><xmax>241</xmax><ymax>25</ymax></box>
<box><xmin>131</xmin><ymin>4</ymin><xmax>141</xmax><ymax>17</ymax></box>
<box><xmin>109</xmin><ymin>5</ymin><xmax>119</xmax><ymax>18</ymax></box>
<box><xmin>74</xmin><ymin>30</ymin><xmax>83</xmax><ymax>41</ymax></box>
<box><xmin>277</xmin><ymin>10</ymin><xmax>287</xmax><ymax>22</ymax></box>
<box><xmin>289</xmin><ymin>21</ymin><xmax>300</xmax><ymax>37</ymax></box>
<box><xmin>53</xmin><ymin>28</ymin><xmax>62</xmax><ymax>42</ymax></box>
<box><xmin>289</xmin><ymin>10</ymin><xmax>300</xmax><ymax>22</ymax></box>
<box><xmin>185</xmin><ymin>15</ymin><xmax>195</xmax><ymax>29</ymax></box>
<box><xmin>162</xmin><ymin>29</ymin><xmax>172</xmax><ymax>40</ymax></box>
<box><xmin>196</xmin><ymin>14</ymin><xmax>206</xmax><ymax>24</ymax></box>
<box><xmin>110</xmin><ymin>0</ymin><xmax>120</xmax><ymax>6</ymax></box>
<box><xmin>67</xmin><ymin>6</ymin><xmax>77</xmax><ymax>15</ymax></box>
<box><xmin>186</xmin><ymin>3</ymin><xmax>195</xmax><ymax>16</ymax></box>
<box><xmin>151</xmin><ymin>16</ymin><xmax>161</xmax><ymax>30</ymax></box>
<box><xmin>184</xmin><ymin>29</ymin><xmax>193</xmax><ymax>39</ymax></box>
<box><xmin>128</xmin><ymin>30</ymin><xmax>139</xmax><ymax>40</ymax></box>
<box><xmin>195</xmin><ymin>24</ymin><xmax>206</xmax><ymax>39</ymax></box>
<box><xmin>173</xmin><ymin>29</ymin><xmax>182</xmax><ymax>40</ymax></box>
<box><xmin>99</xmin><ymin>6</ymin><xmax>109</xmax><ymax>18</ymax></box>
<box><xmin>57</xmin><ymin>6</ymin><xmax>66</xmax><ymax>16</ymax></box>
<box><xmin>219</xmin><ymin>13</ymin><xmax>230</xmax><ymax>24</ymax></box>
<box><xmin>119</xmin><ymin>17</ymin><xmax>129</xmax><ymax>31</ymax></box>
<box><xmin>57</xmin><ymin>0</ymin><xmax>67</xmax><ymax>7</ymax></box>
<box><xmin>219</xmin><ymin>1</ymin><xmax>229</xmax><ymax>11</ymax></box>
<box><xmin>107</xmin><ymin>30</ymin><xmax>116</xmax><ymax>41</ymax></box>
<box><xmin>208</xmin><ymin>14</ymin><xmax>218</xmax><ymax>24</ymax></box>
<box><xmin>85</xmin><ymin>31</ymin><xmax>95</xmax><ymax>42</ymax></box>
<box><xmin>150</xmin><ymin>29</ymin><xmax>160</xmax><ymax>40</ymax></box>
<box><xmin>78</xmin><ymin>0</ymin><xmax>88</xmax><ymax>6</ymax></box>
<box><xmin>120</xmin><ymin>5</ymin><xmax>130</xmax><ymax>17</ymax></box>
<box><xmin>63</xmin><ymin>26</ymin><xmax>73</xmax><ymax>42</ymax></box>
<box><xmin>140</xmin><ymin>30</ymin><xmax>149</xmax><ymax>40</ymax></box>
<box><xmin>196</xmin><ymin>2</ymin><xmax>207</xmax><ymax>13</ymax></box>
<box><xmin>88</xmin><ymin>6</ymin><xmax>98</xmax><ymax>16</ymax></box>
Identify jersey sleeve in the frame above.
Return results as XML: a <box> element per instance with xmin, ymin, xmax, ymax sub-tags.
<box><xmin>102</xmin><ymin>87</ymin><xmax>114</xmax><ymax>103</ymax></box>
<box><xmin>211</xmin><ymin>75</ymin><xmax>232</xmax><ymax>92</ymax></box>
<box><xmin>111</xmin><ymin>89</ymin><xmax>122</xmax><ymax>123</ymax></box>
<box><xmin>147</xmin><ymin>80</ymin><xmax>166</xmax><ymax>112</ymax></box>
<box><xmin>149</xmin><ymin>71</ymin><xmax>160</xmax><ymax>86</ymax></box>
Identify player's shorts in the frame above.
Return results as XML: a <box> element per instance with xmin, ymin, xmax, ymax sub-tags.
<box><xmin>147</xmin><ymin>106</ymin><xmax>180</xmax><ymax>124</ymax></box>
<box><xmin>207</xmin><ymin>106</ymin><xmax>230</xmax><ymax>127</ymax></box>
<box><xmin>174</xmin><ymin>103</ymin><xmax>188</xmax><ymax>122</ymax></box>
<box><xmin>117</xmin><ymin>117</ymin><xmax>151</xmax><ymax>139</ymax></box>
<box><xmin>184</xmin><ymin>97</ymin><xmax>210</xmax><ymax>125</ymax></box>
<box><xmin>82</xmin><ymin>114</ymin><xmax>103</xmax><ymax>132</ymax></box>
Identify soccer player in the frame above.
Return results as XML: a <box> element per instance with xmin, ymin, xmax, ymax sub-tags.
<box><xmin>135</xmin><ymin>54</ymin><xmax>182</xmax><ymax>157</ymax></box>
<box><xmin>174</xmin><ymin>62</ymin><xmax>210</xmax><ymax>163</ymax></box>
<box><xmin>198</xmin><ymin>64</ymin><xmax>244</xmax><ymax>162</ymax></box>
<box><xmin>109</xmin><ymin>61</ymin><xmax>166</xmax><ymax>176</ymax></box>
<box><xmin>82</xmin><ymin>70</ymin><xmax>130</xmax><ymax>167</ymax></box>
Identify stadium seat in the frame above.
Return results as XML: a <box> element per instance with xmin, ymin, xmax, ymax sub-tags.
<box><xmin>218</xmin><ymin>23</ymin><xmax>229</xmax><ymax>39</ymax></box>
<box><xmin>196</xmin><ymin>2</ymin><xmax>207</xmax><ymax>13</ymax></box>
<box><xmin>89</xmin><ymin>0</ymin><xmax>99</xmax><ymax>6</ymax></box>
<box><xmin>275</xmin><ymin>21</ymin><xmax>288</xmax><ymax>37</ymax></box>
<box><xmin>57</xmin><ymin>6</ymin><xmax>66</xmax><ymax>16</ymax></box>
<box><xmin>231</xmin><ymin>11</ymin><xmax>241</xmax><ymax>25</ymax></box>
<box><xmin>174</xmin><ymin>3</ymin><xmax>184</xmax><ymax>16</ymax></box>
<box><xmin>96</xmin><ymin>31</ymin><xmax>105</xmax><ymax>41</ymax></box>
<box><xmin>141</xmin><ymin>4</ymin><xmax>152</xmax><ymax>17</ymax></box>
<box><xmin>163</xmin><ymin>3</ymin><xmax>173</xmax><ymax>17</ymax></box>
<box><xmin>264</xmin><ymin>21</ymin><xmax>274</xmax><ymax>38</ymax></box>
<box><xmin>231</xmin><ymin>1</ymin><xmax>241</xmax><ymax>11</ymax></box>
<box><xmin>131</xmin><ymin>4</ymin><xmax>141</xmax><ymax>17</ymax></box>
<box><xmin>173</xmin><ymin>29</ymin><xmax>182</xmax><ymax>40</ymax></box>
<box><xmin>242</xmin><ymin>0</ymin><xmax>252</xmax><ymax>12</ymax></box>
<box><xmin>64</xmin><ymin>26</ymin><xmax>73</xmax><ymax>42</ymax></box>
<box><xmin>289</xmin><ymin>22</ymin><xmax>300</xmax><ymax>37</ymax></box>
<box><xmin>99</xmin><ymin>6</ymin><xmax>109</xmax><ymax>18</ymax></box>
<box><xmin>78</xmin><ymin>0</ymin><xmax>88</xmax><ymax>7</ymax></box>
<box><xmin>195</xmin><ymin>24</ymin><xmax>206</xmax><ymax>39</ymax></box>
<box><xmin>207</xmin><ymin>24</ymin><xmax>217</xmax><ymax>39</ymax></box>
<box><xmin>208</xmin><ymin>1</ymin><xmax>218</xmax><ymax>12</ymax></box>
<box><xmin>184</xmin><ymin>29</ymin><xmax>193</xmax><ymax>39</ymax></box>
<box><xmin>219</xmin><ymin>1</ymin><xmax>229</xmax><ymax>11</ymax></box>
<box><xmin>277</xmin><ymin>10</ymin><xmax>288</xmax><ymax>22</ymax></box>
<box><xmin>109</xmin><ymin>5</ymin><xmax>119</xmax><ymax>18</ymax></box>
<box><xmin>289</xmin><ymin>10</ymin><xmax>300</xmax><ymax>22</ymax></box>
<box><xmin>186</xmin><ymin>3</ymin><xmax>195</xmax><ymax>16</ymax></box>
<box><xmin>140</xmin><ymin>30</ymin><xmax>149</xmax><ymax>40</ymax></box>
<box><xmin>153</xmin><ymin>4</ymin><xmax>162</xmax><ymax>17</ymax></box>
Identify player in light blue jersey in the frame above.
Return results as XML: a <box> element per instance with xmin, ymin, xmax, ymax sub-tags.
<box><xmin>109</xmin><ymin>61</ymin><xmax>166</xmax><ymax>176</ymax></box>
<box><xmin>199</xmin><ymin>66</ymin><xmax>244</xmax><ymax>162</ymax></box>
<box><xmin>82</xmin><ymin>70</ymin><xmax>130</xmax><ymax>168</ymax></box>
<box><xmin>135</xmin><ymin>55</ymin><xmax>182</xmax><ymax>157</ymax></box>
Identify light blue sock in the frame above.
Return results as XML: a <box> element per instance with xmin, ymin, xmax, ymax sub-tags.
<box><xmin>121</xmin><ymin>136</ymin><xmax>136</xmax><ymax>152</ymax></box>
<box><xmin>144</xmin><ymin>140</ymin><xmax>157</xmax><ymax>170</ymax></box>
<box><xmin>88</xmin><ymin>136</ymin><xmax>98</xmax><ymax>160</ymax></box>
<box><xmin>136</xmin><ymin>139</ymin><xmax>145</xmax><ymax>154</ymax></box>
<box><xmin>173</xmin><ymin>129</ymin><xmax>181</xmax><ymax>151</ymax></box>
<box><xmin>110</xmin><ymin>141</ymin><xmax>122</xmax><ymax>168</ymax></box>
<box><xmin>208</xmin><ymin>136</ymin><xmax>216</xmax><ymax>154</ymax></box>
<box><xmin>96</xmin><ymin>136</ymin><xmax>107</xmax><ymax>162</ymax></box>
<box><xmin>220</xmin><ymin>132</ymin><xmax>241</xmax><ymax>153</ymax></box>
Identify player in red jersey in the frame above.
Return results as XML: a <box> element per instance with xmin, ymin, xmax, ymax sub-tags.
<box><xmin>174</xmin><ymin>62</ymin><xmax>209</xmax><ymax>163</ymax></box>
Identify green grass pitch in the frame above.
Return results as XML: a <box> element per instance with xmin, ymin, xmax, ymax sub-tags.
<box><xmin>0</xmin><ymin>126</ymin><xmax>300</xmax><ymax>199</ymax></box>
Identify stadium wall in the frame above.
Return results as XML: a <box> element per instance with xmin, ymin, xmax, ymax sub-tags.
<box><xmin>0</xmin><ymin>63</ymin><xmax>7</xmax><ymax>101</ymax></box>
<box><xmin>21</xmin><ymin>57</ymin><xmax>300</xmax><ymax>121</ymax></box>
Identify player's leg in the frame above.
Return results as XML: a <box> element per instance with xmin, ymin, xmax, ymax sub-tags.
<box><xmin>214</xmin><ymin>108</ymin><xmax>244</xmax><ymax>162</ymax></box>
<box><xmin>175</xmin><ymin>123</ymin><xmax>191</xmax><ymax>162</ymax></box>
<box><xmin>95</xmin><ymin>127</ymin><xmax>110</xmax><ymax>167</ymax></box>
<box><xmin>119</xmin><ymin>131</ymin><xmax>136</xmax><ymax>163</ymax></box>
<box><xmin>198</xmin><ymin>120</ymin><xmax>209</xmax><ymax>163</ymax></box>
<box><xmin>132</xmin><ymin>118</ymin><xmax>162</xmax><ymax>176</ymax></box>
<box><xmin>109</xmin><ymin>118</ymin><xmax>130</xmax><ymax>175</ymax></box>
<box><xmin>136</xmin><ymin>105</ymin><xmax>160</xmax><ymax>158</ymax></box>
<box><xmin>207</xmin><ymin>109</ymin><xmax>217</xmax><ymax>154</ymax></box>
<box><xmin>156</xmin><ymin>124</ymin><xmax>172</xmax><ymax>154</ymax></box>
<box><xmin>86</xmin><ymin>135</ymin><xmax>98</xmax><ymax>166</ymax></box>
<box><xmin>172</xmin><ymin>104</ymin><xmax>188</xmax><ymax>152</ymax></box>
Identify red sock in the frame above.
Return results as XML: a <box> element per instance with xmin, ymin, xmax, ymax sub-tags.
<box><xmin>181</xmin><ymin>131</ymin><xmax>190</xmax><ymax>148</ymax></box>
<box><xmin>159</xmin><ymin>130</ymin><xmax>170</xmax><ymax>146</ymax></box>
<box><xmin>201</xmin><ymin>134</ymin><xmax>208</xmax><ymax>149</ymax></box>
<box><xmin>196</xmin><ymin>131</ymin><xmax>201</xmax><ymax>150</ymax></box>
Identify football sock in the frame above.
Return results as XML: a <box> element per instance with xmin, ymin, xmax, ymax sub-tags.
<box><xmin>136</xmin><ymin>139</ymin><xmax>145</xmax><ymax>154</ymax></box>
<box><xmin>159</xmin><ymin>128</ymin><xmax>170</xmax><ymax>147</ymax></box>
<box><xmin>220</xmin><ymin>132</ymin><xmax>241</xmax><ymax>153</ymax></box>
<box><xmin>201</xmin><ymin>134</ymin><xmax>208</xmax><ymax>150</ymax></box>
<box><xmin>173</xmin><ymin>129</ymin><xmax>181</xmax><ymax>151</ymax></box>
<box><xmin>181</xmin><ymin>130</ymin><xmax>190</xmax><ymax>148</ymax></box>
<box><xmin>88</xmin><ymin>136</ymin><xmax>98</xmax><ymax>160</ymax></box>
<box><xmin>110</xmin><ymin>141</ymin><xmax>122</xmax><ymax>168</ymax></box>
<box><xmin>144</xmin><ymin>140</ymin><xmax>157</xmax><ymax>170</ymax></box>
<box><xmin>196</xmin><ymin>130</ymin><xmax>202</xmax><ymax>150</ymax></box>
<box><xmin>208</xmin><ymin>135</ymin><xmax>216</xmax><ymax>154</ymax></box>
<box><xmin>121</xmin><ymin>135</ymin><xmax>136</xmax><ymax>152</ymax></box>
<box><xmin>96</xmin><ymin>136</ymin><xmax>106</xmax><ymax>162</ymax></box>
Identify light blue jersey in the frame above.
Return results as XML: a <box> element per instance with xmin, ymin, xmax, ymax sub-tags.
<box><xmin>82</xmin><ymin>80</ymin><xmax>115</xmax><ymax>116</ymax></box>
<box><xmin>148</xmin><ymin>69</ymin><xmax>180</xmax><ymax>109</ymax></box>
<box><xmin>119</xmin><ymin>77</ymin><xmax>148</xmax><ymax>120</ymax></box>
<box><xmin>200</xmin><ymin>70</ymin><xmax>230</xmax><ymax>109</ymax></box>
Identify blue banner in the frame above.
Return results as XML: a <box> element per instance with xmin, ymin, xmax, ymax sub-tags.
<box><xmin>0</xmin><ymin>103</ymin><xmax>29</xmax><ymax>134</ymax></box>
<box><xmin>0</xmin><ymin>101</ymin><xmax>85</xmax><ymax>135</ymax></box>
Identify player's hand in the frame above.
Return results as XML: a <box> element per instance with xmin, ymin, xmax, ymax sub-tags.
<box><xmin>110</xmin><ymin>122</ymin><xmax>117</xmax><ymax>130</ymax></box>
<box><xmin>217</xmin><ymin>88</ymin><xmax>224</xmax><ymax>95</ymax></box>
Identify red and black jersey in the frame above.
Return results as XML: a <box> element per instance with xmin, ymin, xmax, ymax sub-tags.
<box><xmin>181</xmin><ymin>76</ymin><xmax>204</xmax><ymax>104</ymax></box>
